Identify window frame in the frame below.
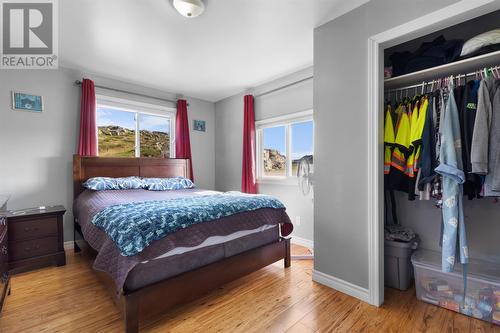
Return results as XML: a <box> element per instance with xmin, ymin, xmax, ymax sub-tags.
<box><xmin>96</xmin><ymin>95</ymin><xmax>176</xmax><ymax>158</ymax></box>
<box><xmin>256</xmin><ymin>109</ymin><xmax>313</xmax><ymax>185</ymax></box>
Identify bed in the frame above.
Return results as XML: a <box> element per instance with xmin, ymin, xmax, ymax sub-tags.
<box><xmin>72</xmin><ymin>155</ymin><xmax>292</xmax><ymax>333</ymax></box>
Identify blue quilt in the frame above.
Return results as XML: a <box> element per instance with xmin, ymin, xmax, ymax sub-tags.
<box><xmin>91</xmin><ymin>193</ymin><xmax>285</xmax><ymax>256</ymax></box>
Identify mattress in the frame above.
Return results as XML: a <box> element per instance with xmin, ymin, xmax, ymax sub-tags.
<box><xmin>146</xmin><ymin>224</ymin><xmax>276</xmax><ymax>262</ymax></box>
<box><xmin>124</xmin><ymin>225</ymin><xmax>279</xmax><ymax>292</ymax></box>
<box><xmin>73</xmin><ymin>188</ymin><xmax>292</xmax><ymax>290</ymax></box>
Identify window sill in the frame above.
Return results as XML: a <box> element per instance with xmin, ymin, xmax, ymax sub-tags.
<box><xmin>257</xmin><ymin>177</ymin><xmax>299</xmax><ymax>186</ymax></box>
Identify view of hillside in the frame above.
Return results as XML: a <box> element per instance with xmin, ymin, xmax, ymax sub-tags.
<box><xmin>263</xmin><ymin>149</ymin><xmax>313</xmax><ymax>176</ymax></box>
<box><xmin>98</xmin><ymin>126</ymin><xmax>170</xmax><ymax>157</ymax></box>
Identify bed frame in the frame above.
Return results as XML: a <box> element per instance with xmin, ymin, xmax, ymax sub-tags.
<box><xmin>73</xmin><ymin>155</ymin><xmax>291</xmax><ymax>333</ymax></box>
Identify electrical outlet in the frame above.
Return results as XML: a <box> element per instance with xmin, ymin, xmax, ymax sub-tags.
<box><xmin>295</xmin><ymin>216</ymin><xmax>301</xmax><ymax>226</ymax></box>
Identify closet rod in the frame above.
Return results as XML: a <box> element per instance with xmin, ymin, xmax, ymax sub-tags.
<box><xmin>74</xmin><ymin>80</ymin><xmax>183</xmax><ymax>105</ymax></box>
<box><xmin>255</xmin><ymin>75</ymin><xmax>313</xmax><ymax>98</ymax></box>
<box><xmin>385</xmin><ymin>65</ymin><xmax>500</xmax><ymax>94</ymax></box>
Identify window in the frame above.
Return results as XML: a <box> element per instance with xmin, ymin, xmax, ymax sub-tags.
<box><xmin>256</xmin><ymin>111</ymin><xmax>313</xmax><ymax>182</ymax></box>
<box><xmin>139</xmin><ymin>114</ymin><xmax>171</xmax><ymax>158</ymax></box>
<box><xmin>262</xmin><ymin>125</ymin><xmax>287</xmax><ymax>177</ymax></box>
<box><xmin>291</xmin><ymin>120</ymin><xmax>314</xmax><ymax>176</ymax></box>
<box><xmin>96</xmin><ymin>96</ymin><xmax>175</xmax><ymax>158</ymax></box>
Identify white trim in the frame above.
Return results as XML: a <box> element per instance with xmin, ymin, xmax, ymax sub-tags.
<box><xmin>255</xmin><ymin>109</ymin><xmax>313</xmax><ymax>127</ymax></box>
<box><xmin>384</xmin><ymin>50</ymin><xmax>500</xmax><ymax>89</ymax></box>
<box><xmin>64</xmin><ymin>241</ymin><xmax>73</xmax><ymax>251</ymax></box>
<box><xmin>366</xmin><ymin>0</ymin><xmax>500</xmax><ymax>307</ymax></box>
<box><xmin>367</xmin><ymin>35</ymin><xmax>383</xmax><ymax>307</ymax></box>
<box><xmin>256</xmin><ymin>110</ymin><xmax>314</xmax><ymax>184</ymax></box>
<box><xmin>370</xmin><ymin>0</ymin><xmax>499</xmax><ymax>46</ymax></box>
<box><xmin>257</xmin><ymin>177</ymin><xmax>299</xmax><ymax>186</ymax></box>
<box><xmin>96</xmin><ymin>94</ymin><xmax>176</xmax><ymax>115</ymax></box>
<box><xmin>291</xmin><ymin>236</ymin><xmax>314</xmax><ymax>250</ymax></box>
<box><xmin>312</xmin><ymin>270</ymin><xmax>370</xmax><ymax>303</ymax></box>
<box><xmin>134</xmin><ymin>112</ymin><xmax>140</xmax><ymax>157</ymax></box>
<box><xmin>291</xmin><ymin>255</ymin><xmax>314</xmax><ymax>260</ymax></box>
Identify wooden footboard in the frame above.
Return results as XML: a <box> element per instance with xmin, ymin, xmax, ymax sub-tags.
<box><xmin>124</xmin><ymin>237</ymin><xmax>290</xmax><ymax>333</ymax></box>
<box><xmin>75</xmin><ymin>231</ymin><xmax>290</xmax><ymax>333</ymax></box>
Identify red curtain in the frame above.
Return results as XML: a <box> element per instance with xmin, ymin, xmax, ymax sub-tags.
<box><xmin>175</xmin><ymin>99</ymin><xmax>194</xmax><ymax>181</ymax></box>
<box><xmin>77</xmin><ymin>79</ymin><xmax>97</xmax><ymax>156</ymax></box>
<box><xmin>241</xmin><ymin>95</ymin><xmax>257</xmax><ymax>194</ymax></box>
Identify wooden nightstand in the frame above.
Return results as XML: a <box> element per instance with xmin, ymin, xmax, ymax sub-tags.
<box><xmin>6</xmin><ymin>206</ymin><xmax>66</xmax><ymax>274</ymax></box>
<box><xmin>0</xmin><ymin>213</ymin><xmax>9</xmax><ymax>312</ymax></box>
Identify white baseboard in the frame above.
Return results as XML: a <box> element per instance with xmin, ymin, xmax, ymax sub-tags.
<box><xmin>312</xmin><ymin>269</ymin><xmax>370</xmax><ymax>303</ymax></box>
<box><xmin>64</xmin><ymin>241</ymin><xmax>74</xmax><ymax>251</ymax></box>
<box><xmin>291</xmin><ymin>236</ymin><xmax>314</xmax><ymax>250</ymax></box>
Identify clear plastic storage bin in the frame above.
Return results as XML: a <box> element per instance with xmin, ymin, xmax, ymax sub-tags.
<box><xmin>412</xmin><ymin>249</ymin><xmax>500</xmax><ymax>325</ymax></box>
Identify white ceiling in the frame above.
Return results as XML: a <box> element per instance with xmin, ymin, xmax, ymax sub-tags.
<box><xmin>61</xmin><ymin>0</ymin><xmax>368</xmax><ymax>102</ymax></box>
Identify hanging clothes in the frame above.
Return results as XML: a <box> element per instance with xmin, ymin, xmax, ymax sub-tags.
<box><xmin>471</xmin><ymin>77</ymin><xmax>500</xmax><ymax>196</ymax></box>
<box><xmin>470</xmin><ymin>77</ymin><xmax>497</xmax><ymax>175</ymax></box>
<box><xmin>384</xmin><ymin>104</ymin><xmax>396</xmax><ymax>178</ymax></box>
<box><xmin>431</xmin><ymin>87</ymin><xmax>450</xmax><ymax>207</ymax></box>
<box><xmin>405</xmin><ymin>101</ymin><xmax>420</xmax><ymax>200</ymax></box>
<box><xmin>435</xmin><ymin>83</ymin><xmax>468</xmax><ymax>272</ymax></box>
<box><xmin>384</xmin><ymin>69</ymin><xmax>500</xmax><ymax>299</ymax></box>
<box><xmin>387</xmin><ymin>105</ymin><xmax>411</xmax><ymax>192</ymax></box>
<box><xmin>411</xmin><ymin>96</ymin><xmax>429</xmax><ymax>199</ymax></box>
<box><xmin>418</xmin><ymin>94</ymin><xmax>436</xmax><ymax>200</ymax></box>
<box><xmin>460</xmin><ymin>79</ymin><xmax>482</xmax><ymax>199</ymax></box>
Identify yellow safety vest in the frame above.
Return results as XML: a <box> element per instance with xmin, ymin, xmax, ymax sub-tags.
<box><xmin>391</xmin><ymin>105</ymin><xmax>411</xmax><ymax>174</ymax></box>
<box><xmin>384</xmin><ymin>105</ymin><xmax>395</xmax><ymax>175</ymax></box>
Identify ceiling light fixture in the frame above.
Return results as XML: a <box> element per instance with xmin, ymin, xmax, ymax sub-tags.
<box><xmin>173</xmin><ymin>0</ymin><xmax>205</xmax><ymax>18</ymax></box>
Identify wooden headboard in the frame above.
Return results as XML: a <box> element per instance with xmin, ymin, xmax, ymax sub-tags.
<box><xmin>73</xmin><ymin>155</ymin><xmax>192</xmax><ymax>198</ymax></box>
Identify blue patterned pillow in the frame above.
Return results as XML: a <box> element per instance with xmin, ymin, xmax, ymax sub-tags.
<box><xmin>82</xmin><ymin>177</ymin><xmax>119</xmax><ymax>191</ymax></box>
<box><xmin>143</xmin><ymin>177</ymin><xmax>195</xmax><ymax>191</ymax></box>
<box><xmin>115</xmin><ymin>177</ymin><xmax>145</xmax><ymax>190</ymax></box>
<box><xmin>83</xmin><ymin>176</ymin><xmax>146</xmax><ymax>191</ymax></box>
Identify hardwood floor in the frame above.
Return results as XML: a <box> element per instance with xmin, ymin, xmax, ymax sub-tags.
<box><xmin>0</xmin><ymin>247</ymin><xmax>498</xmax><ymax>333</ymax></box>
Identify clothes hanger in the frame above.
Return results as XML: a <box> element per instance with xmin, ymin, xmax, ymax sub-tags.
<box><xmin>493</xmin><ymin>67</ymin><xmax>500</xmax><ymax>79</ymax></box>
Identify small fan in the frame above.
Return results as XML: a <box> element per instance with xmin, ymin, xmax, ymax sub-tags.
<box><xmin>297</xmin><ymin>156</ymin><xmax>313</xmax><ymax>195</ymax></box>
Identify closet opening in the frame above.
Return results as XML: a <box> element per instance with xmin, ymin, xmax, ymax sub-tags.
<box><xmin>380</xmin><ymin>7</ymin><xmax>500</xmax><ymax>325</ymax></box>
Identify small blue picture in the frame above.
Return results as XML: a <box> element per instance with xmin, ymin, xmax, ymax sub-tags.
<box><xmin>193</xmin><ymin>119</ymin><xmax>206</xmax><ymax>132</ymax></box>
<box><xmin>12</xmin><ymin>92</ymin><xmax>43</xmax><ymax>112</ymax></box>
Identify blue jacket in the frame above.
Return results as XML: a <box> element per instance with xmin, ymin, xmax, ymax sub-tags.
<box><xmin>435</xmin><ymin>83</ymin><xmax>468</xmax><ymax>272</ymax></box>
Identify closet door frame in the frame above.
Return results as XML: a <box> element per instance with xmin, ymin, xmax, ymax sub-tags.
<box><xmin>366</xmin><ymin>0</ymin><xmax>500</xmax><ymax>306</ymax></box>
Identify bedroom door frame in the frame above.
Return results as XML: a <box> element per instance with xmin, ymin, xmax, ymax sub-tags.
<box><xmin>366</xmin><ymin>0</ymin><xmax>500</xmax><ymax>306</ymax></box>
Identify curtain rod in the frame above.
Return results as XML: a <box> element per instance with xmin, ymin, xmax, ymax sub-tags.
<box><xmin>385</xmin><ymin>65</ymin><xmax>500</xmax><ymax>94</ymax></box>
<box><xmin>74</xmin><ymin>80</ymin><xmax>181</xmax><ymax>105</ymax></box>
<box><xmin>254</xmin><ymin>75</ymin><xmax>313</xmax><ymax>98</ymax></box>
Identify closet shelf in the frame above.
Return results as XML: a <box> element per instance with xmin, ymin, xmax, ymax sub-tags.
<box><xmin>384</xmin><ymin>50</ymin><xmax>500</xmax><ymax>89</ymax></box>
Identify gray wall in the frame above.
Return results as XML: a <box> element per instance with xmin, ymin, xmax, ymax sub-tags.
<box><xmin>0</xmin><ymin>67</ymin><xmax>215</xmax><ymax>241</ymax></box>
<box><xmin>395</xmin><ymin>193</ymin><xmax>500</xmax><ymax>263</ymax></box>
<box><xmin>314</xmin><ymin>0</ymin><xmax>460</xmax><ymax>289</ymax></box>
<box><xmin>215</xmin><ymin>67</ymin><xmax>314</xmax><ymax>243</ymax></box>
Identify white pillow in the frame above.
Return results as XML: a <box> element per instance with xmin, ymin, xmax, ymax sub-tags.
<box><xmin>460</xmin><ymin>29</ymin><xmax>500</xmax><ymax>57</ymax></box>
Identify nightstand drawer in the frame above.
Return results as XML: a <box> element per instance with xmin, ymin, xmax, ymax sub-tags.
<box><xmin>9</xmin><ymin>237</ymin><xmax>58</xmax><ymax>261</ymax></box>
<box><xmin>8</xmin><ymin>217</ymin><xmax>58</xmax><ymax>241</ymax></box>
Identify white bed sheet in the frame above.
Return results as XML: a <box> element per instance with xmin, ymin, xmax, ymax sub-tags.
<box><xmin>142</xmin><ymin>224</ymin><xmax>277</xmax><ymax>263</ymax></box>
